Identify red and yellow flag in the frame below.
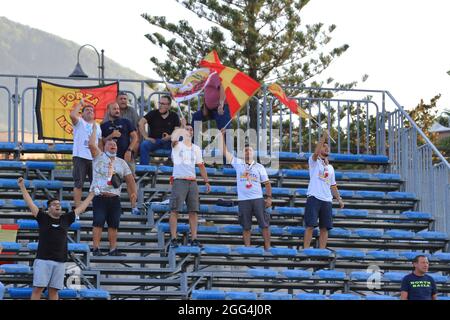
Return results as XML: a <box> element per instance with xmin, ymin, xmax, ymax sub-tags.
<box><xmin>199</xmin><ymin>50</ymin><xmax>260</xmax><ymax>118</ymax></box>
<box><xmin>268</xmin><ymin>83</ymin><xmax>309</xmax><ymax>119</ymax></box>
<box><xmin>35</xmin><ymin>80</ymin><xmax>118</xmax><ymax>141</ymax></box>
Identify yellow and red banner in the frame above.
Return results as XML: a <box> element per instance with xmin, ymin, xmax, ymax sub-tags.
<box><xmin>35</xmin><ymin>80</ymin><xmax>118</xmax><ymax>141</ymax></box>
<box><xmin>166</xmin><ymin>68</ymin><xmax>213</xmax><ymax>102</ymax></box>
<box><xmin>199</xmin><ymin>50</ymin><xmax>260</xmax><ymax>118</ymax></box>
<box><xmin>268</xmin><ymin>83</ymin><xmax>309</xmax><ymax>119</ymax></box>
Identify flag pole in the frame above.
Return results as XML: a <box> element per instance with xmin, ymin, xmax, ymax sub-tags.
<box><xmin>309</xmin><ymin>117</ymin><xmax>336</xmax><ymax>143</ymax></box>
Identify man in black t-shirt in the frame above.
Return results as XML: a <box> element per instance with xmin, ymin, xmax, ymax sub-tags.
<box><xmin>401</xmin><ymin>255</ymin><xmax>437</xmax><ymax>300</ymax></box>
<box><xmin>17</xmin><ymin>177</ymin><xmax>93</xmax><ymax>300</ymax></box>
<box><xmin>138</xmin><ymin>95</ymin><xmax>181</xmax><ymax>165</ymax></box>
<box><xmin>101</xmin><ymin>102</ymin><xmax>138</xmax><ymax>173</ymax></box>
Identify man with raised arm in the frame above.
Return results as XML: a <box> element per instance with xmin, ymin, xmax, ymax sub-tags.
<box><xmin>17</xmin><ymin>177</ymin><xmax>93</xmax><ymax>300</ymax></box>
<box><xmin>88</xmin><ymin>124</ymin><xmax>137</xmax><ymax>256</ymax></box>
<box><xmin>221</xmin><ymin>129</ymin><xmax>272</xmax><ymax>251</ymax></box>
<box><xmin>303</xmin><ymin>130</ymin><xmax>344</xmax><ymax>249</ymax></box>
<box><xmin>70</xmin><ymin>100</ymin><xmax>102</xmax><ymax>207</ymax></box>
<box><xmin>168</xmin><ymin>120</ymin><xmax>211</xmax><ymax>248</ymax></box>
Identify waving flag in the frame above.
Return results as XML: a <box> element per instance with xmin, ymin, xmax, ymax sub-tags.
<box><xmin>35</xmin><ymin>80</ymin><xmax>118</xmax><ymax>141</ymax></box>
<box><xmin>268</xmin><ymin>83</ymin><xmax>309</xmax><ymax>119</ymax></box>
<box><xmin>199</xmin><ymin>50</ymin><xmax>260</xmax><ymax>118</ymax></box>
<box><xmin>166</xmin><ymin>68</ymin><xmax>214</xmax><ymax>102</ymax></box>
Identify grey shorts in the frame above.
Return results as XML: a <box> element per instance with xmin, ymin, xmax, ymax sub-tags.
<box><xmin>169</xmin><ymin>179</ymin><xmax>200</xmax><ymax>213</ymax></box>
<box><xmin>238</xmin><ymin>198</ymin><xmax>270</xmax><ymax>231</ymax></box>
<box><xmin>33</xmin><ymin>259</ymin><xmax>66</xmax><ymax>290</ymax></box>
<box><xmin>72</xmin><ymin>156</ymin><xmax>93</xmax><ymax>189</ymax></box>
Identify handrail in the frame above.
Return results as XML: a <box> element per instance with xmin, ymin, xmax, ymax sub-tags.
<box><xmin>385</xmin><ymin>90</ymin><xmax>450</xmax><ymax>169</ymax></box>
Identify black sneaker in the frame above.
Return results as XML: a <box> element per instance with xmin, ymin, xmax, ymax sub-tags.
<box><xmin>92</xmin><ymin>248</ymin><xmax>104</xmax><ymax>256</ymax></box>
<box><xmin>108</xmin><ymin>248</ymin><xmax>126</xmax><ymax>256</ymax></box>
<box><xmin>169</xmin><ymin>238</ymin><xmax>179</xmax><ymax>249</ymax></box>
<box><xmin>189</xmin><ymin>239</ymin><xmax>202</xmax><ymax>247</ymax></box>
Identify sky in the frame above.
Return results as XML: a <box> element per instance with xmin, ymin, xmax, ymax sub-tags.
<box><xmin>2</xmin><ymin>0</ymin><xmax>450</xmax><ymax>114</ymax></box>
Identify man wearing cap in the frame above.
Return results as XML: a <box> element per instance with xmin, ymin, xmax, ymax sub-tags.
<box><xmin>70</xmin><ymin>100</ymin><xmax>102</xmax><ymax>208</ymax></box>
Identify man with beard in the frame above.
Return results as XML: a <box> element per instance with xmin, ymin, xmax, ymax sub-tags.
<box><xmin>303</xmin><ymin>130</ymin><xmax>344</xmax><ymax>249</ymax></box>
<box><xmin>17</xmin><ymin>177</ymin><xmax>94</xmax><ymax>300</ymax></box>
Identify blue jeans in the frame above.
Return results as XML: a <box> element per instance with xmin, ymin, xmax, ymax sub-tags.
<box><xmin>192</xmin><ymin>104</ymin><xmax>232</xmax><ymax>131</ymax></box>
<box><xmin>140</xmin><ymin>139</ymin><xmax>172</xmax><ymax>165</ymax></box>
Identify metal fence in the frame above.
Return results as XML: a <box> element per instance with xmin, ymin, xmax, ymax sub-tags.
<box><xmin>0</xmin><ymin>74</ymin><xmax>449</xmax><ymax>238</ymax></box>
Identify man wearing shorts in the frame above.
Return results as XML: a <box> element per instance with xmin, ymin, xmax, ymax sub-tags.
<box><xmin>17</xmin><ymin>177</ymin><xmax>93</xmax><ymax>300</ymax></box>
<box><xmin>70</xmin><ymin>100</ymin><xmax>102</xmax><ymax>207</ymax></box>
<box><xmin>88</xmin><ymin>125</ymin><xmax>137</xmax><ymax>256</ymax></box>
<box><xmin>221</xmin><ymin>130</ymin><xmax>273</xmax><ymax>250</ymax></box>
<box><xmin>168</xmin><ymin>122</ymin><xmax>211</xmax><ymax>248</ymax></box>
<box><xmin>304</xmin><ymin>130</ymin><xmax>344</xmax><ymax>249</ymax></box>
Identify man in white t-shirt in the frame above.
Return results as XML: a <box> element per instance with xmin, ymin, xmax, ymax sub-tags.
<box><xmin>70</xmin><ymin>100</ymin><xmax>102</xmax><ymax>207</ymax></box>
<box><xmin>221</xmin><ymin>129</ymin><xmax>273</xmax><ymax>250</ymax></box>
<box><xmin>304</xmin><ymin>130</ymin><xmax>344</xmax><ymax>249</ymax></box>
<box><xmin>88</xmin><ymin>124</ymin><xmax>137</xmax><ymax>256</ymax></box>
<box><xmin>168</xmin><ymin>122</ymin><xmax>211</xmax><ymax>248</ymax></box>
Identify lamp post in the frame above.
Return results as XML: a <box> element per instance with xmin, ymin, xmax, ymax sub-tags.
<box><xmin>69</xmin><ymin>44</ymin><xmax>104</xmax><ymax>85</ymax></box>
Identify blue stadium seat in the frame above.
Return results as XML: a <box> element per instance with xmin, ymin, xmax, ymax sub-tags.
<box><xmin>385</xmin><ymin>230</ymin><xmax>415</xmax><ymax>239</ymax></box>
<box><xmin>0</xmin><ymin>199</ymin><xmax>5</xmax><ymax>207</ymax></box>
<box><xmin>416</xmin><ymin>231</ymin><xmax>448</xmax><ymax>240</ymax></box>
<box><xmin>428</xmin><ymin>273</ymin><xmax>448</xmax><ymax>283</ymax></box>
<box><xmin>8</xmin><ymin>287</ymin><xmax>33</xmax><ymax>299</ymax></box>
<box><xmin>302</xmin><ymin>248</ymin><xmax>332</xmax><ymax>258</ymax></box>
<box><xmin>158</xmin><ymin>165</ymin><xmax>173</xmax><ymax>173</ymax></box>
<box><xmin>212</xmin><ymin>205</ymin><xmax>239</xmax><ymax>213</ymax></box>
<box><xmin>22</xmin><ymin>143</ymin><xmax>48</xmax><ymax>152</ymax></box>
<box><xmin>68</xmin><ymin>243</ymin><xmax>90</xmax><ymax>252</ymax></box>
<box><xmin>269</xmin><ymin>187</ymin><xmax>294</xmax><ymax>196</ymax></box>
<box><xmin>399</xmin><ymin>252</ymin><xmax>430</xmax><ymax>260</ymax></box>
<box><xmin>192</xmin><ymin>290</ymin><xmax>226</xmax><ymax>300</ymax></box>
<box><xmin>198</xmin><ymin>226</ymin><xmax>219</xmax><ymax>234</ymax></box>
<box><xmin>266</xmin><ymin>169</ymin><xmax>280</xmax><ymax>177</ymax></box>
<box><xmin>157</xmin><ymin>222</ymin><xmax>189</xmax><ymax>233</ymax></box>
<box><xmin>200</xmin><ymin>185</ymin><xmax>228</xmax><ymax>194</ymax></box>
<box><xmin>355</xmin><ymin>229</ymin><xmax>384</xmax><ymax>239</ymax></box>
<box><xmin>269</xmin><ymin>248</ymin><xmax>297</xmax><ymax>256</ymax></box>
<box><xmin>275</xmin><ymin>152</ymin><xmax>299</xmax><ymax>160</ymax></box>
<box><xmin>11</xmin><ymin>199</ymin><xmax>37</xmax><ymax>207</ymax></box>
<box><xmin>54</xmin><ymin>144</ymin><xmax>74</xmax><ymax>152</ymax></box>
<box><xmin>0</xmin><ymin>178</ymin><xmax>30</xmax><ymax>188</ymax></box>
<box><xmin>203</xmin><ymin>246</ymin><xmax>231</xmax><ymax>255</ymax></box>
<box><xmin>438</xmin><ymin>296</ymin><xmax>450</xmax><ymax>300</ymax></box>
<box><xmin>221</xmin><ymin>225</ymin><xmax>243</xmax><ymax>234</ymax></box>
<box><xmin>175</xmin><ymin>246</ymin><xmax>202</xmax><ymax>254</ymax></box>
<box><xmin>387</xmin><ymin>192</ymin><xmax>416</xmax><ymax>200</ymax></box>
<box><xmin>350</xmin><ymin>272</ymin><xmax>373</xmax><ymax>281</ymax></box>
<box><xmin>314</xmin><ymin>270</ymin><xmax>346</xmax><ymax>280</ymax></box>
<box><xmin>383</xmin><ymin>272</ymin><xmax>407</xmax><ymax>282</ymax></box>
<box><xmin>0</xmin><ymin>142</ymin><xmax>17</xmax><ymax>151</ymax></box>
<box><xmin>79</xmin><ymin>289</ymin><xmax>110</xmax><ymax>299</ymax></box>
<box><xmin>355</xmin><ymin>191</ymin><xmax>385</xmax><ymax>199</ymax></box>
<box><xmin>0</xmin><ymin>264</ymin><xmax>31</xmax><ymax>273</ymax></box>
<box><xmin>338</xmin><ymin>209</ymin><xmax>369</xmax><ymax>218</ymax></box>
<box><xmin>0</xmin><ymin>242</ymin><xmax>21</xmax><ymax>251</ymax></box>
<box><xmin>296</xmin><ymin>293</ymin><xmax>327</xmax><ymax>300</ymax></box>
<box><xmin>257</xmin><ymin>226</ymin><xmax>284</xmax><ymax>236</ymax></box>
<box><xmin>248</xmin><ymin>269</ymin><xmax>278</xmax><ymax>278</ymax></box>
<box><xmin>18</xmin><ymin>220</ymin><xmax>80</xmax><ymax>231</ymax></box>
<box><xmin>329</xmin><ymin>293</ymin><xmax>361</xmax><ymax>300</ymax></box>
<box><xmin>135</xmin><ymin>165</ymin><xmax>158</xmax><ymax>174</ymax></box>
<box><xmin>282</xmin><ymin>270</ymin><xmax>312</xmax><ymax>279</ymax></box>
<box><xmin>32</xmin><ymin>180</ymin><xmax>63</xmax><ymax>189</ymax></box>
<box><xmin>329</xmin><ymin>228</ymin><xmax>352</xmax><ymax>238</ymax></box>
<box><xmin>222</xmin><ymin>168</ymin><xmax>236</xmax><ymax>176</ymax></box>
<box><xmin>401</xmin><ymin>211</ymin><xmax>432</xmax><ymax>220</ymax></box>
<box><xmin>295</xmin><ymin>188</ymin><xmax>308</xmax><ymax>196</ymax></box>
<box><xmin>226</xmin><ymin>291</ymin><xmax>257</xmax><ymax>300</ymax></box>
<box><xmin>284</xmin><ymin>226</ymin><xmax>305</xmax><ymax>236</ymax></box>
<box><xmin>373</xmin><ymin>173</ymin><xmax>401</xmax><ymax>181</ymax></box>
<box><xmin>25</xmin><ymin>162</ymin><xmax>56</xmax><ymax>170</ymax></box>
<box><xmin>195</xmin><ymin>167</ymin><xmax>217</xmax><ymax>175</ymax></box>
<box><xmin>366</xmin><ymin>295</ymin><xmax>398</xmax><ymax>300</ymax></box>
<box><xmin>343</xmin><ymin>172</ymin><xmax>371</xmax><ymax>180</ymax></box>
<box><xmin>234</xmin><ymin>247</ymin><xmax>264</xmax><ymax>256</ymax></box>
<box><xmin>43</xmin><ymin>289</ymin><xmax>78</xmax><ymax>299</ymax></box>
<box><xmin>366</xmin><ymin>251</ymin><xmax>400</xmax><ymax>260</ymax></box>
<box><xmin>150</xmin><ymin>203</ymin><xmax>170</xmax><ymax>212</ymax></box>
<box><xmin>339</xmin><ymin>190</ymin><xmax>355</xmax><ymax>198</ymax></box>
<box><xmin>336</xmin><ymin>249</ymin><xmax>366</xmax><ymax>259</ymax></box>
<box><xmin>259</xmin><ymin>293</ymin><xmax>292</xmax><ymax>300</ymax></box>
<box><xmin>0</xmin><ymin>161</ymin><xmax>23</xmax><ymax>169</ymax></box>
<box><xmin>282</xmin><ymin>169</ymin><xmax>309</xmax><ymax>178</ymax></box>
<box><xmin>432</xmin><ymin>253</ymin><xmax>450</xmax><ymax>262</ymax></box>
<box><xmin>273</xmin><ymin>207</ymin><xmax>304</xmax><ymax>216</ymax></box>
